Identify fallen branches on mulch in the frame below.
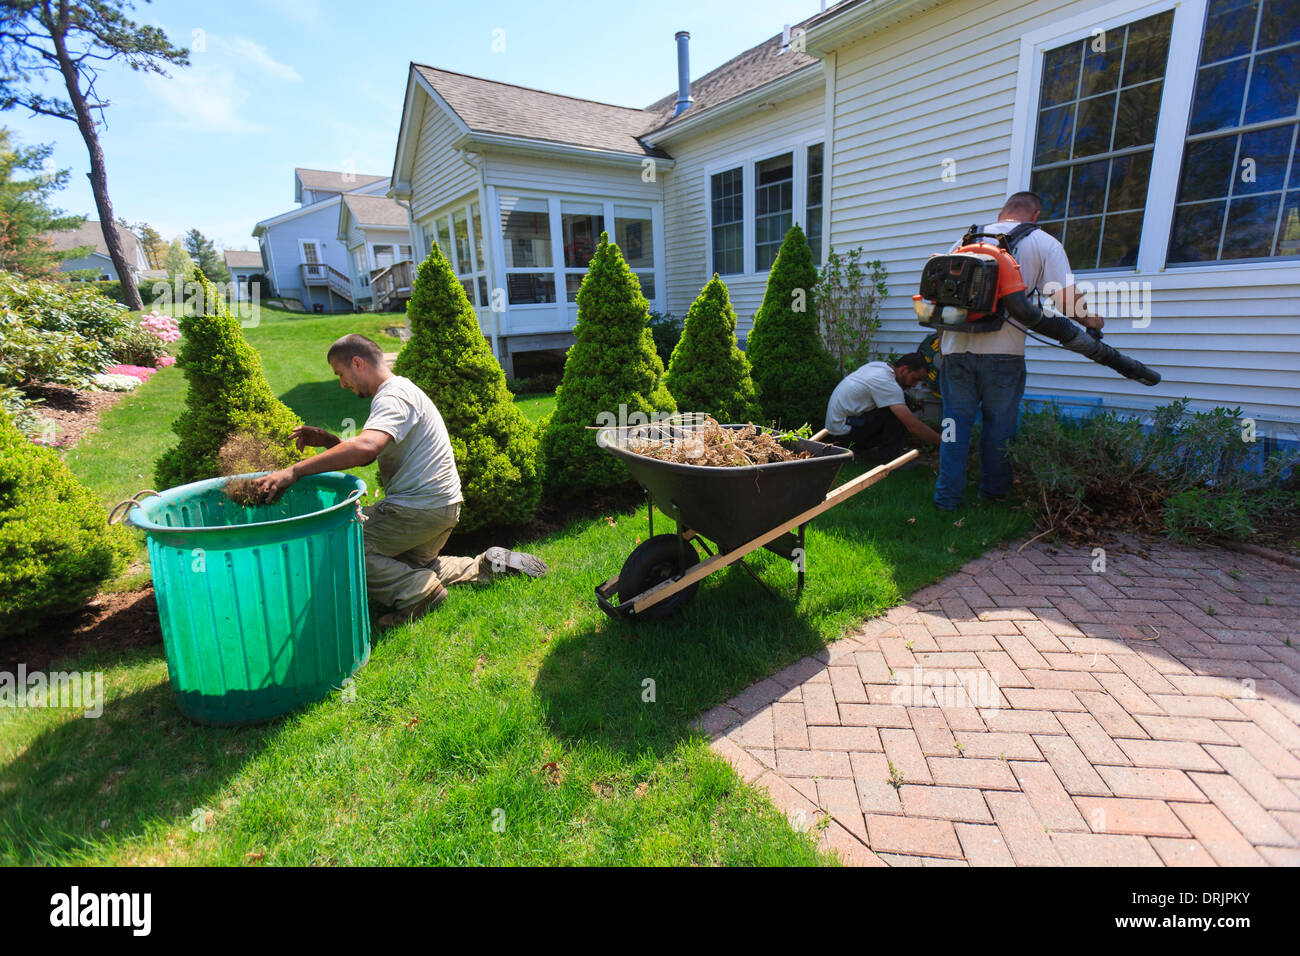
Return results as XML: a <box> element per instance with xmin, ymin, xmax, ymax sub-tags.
<box><xmin>624</xmin><ymin>416</ymin><xmax>811</xmax><ymax>467</ymax></box>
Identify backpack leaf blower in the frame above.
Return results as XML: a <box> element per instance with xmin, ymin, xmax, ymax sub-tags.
<box><xmin>912</xmin><ymin>227</ymin><xmax>1161</xmax><ymax>387</ymax></box>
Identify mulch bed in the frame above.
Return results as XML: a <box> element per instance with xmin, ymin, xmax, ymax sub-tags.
<box><xmin>23</xmin><ymin>382</ymin><xmax>125</xmax><ymax>448</ymax></box>
<box><xmin>1</xmin><ymin>587</ymin><xmax>162</xmax><ymax>674</ymax></box>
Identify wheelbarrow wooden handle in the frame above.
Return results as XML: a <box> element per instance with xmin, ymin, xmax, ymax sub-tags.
<box><xmin>810</xmin><ymin>428</ymin><xmax>830</xmax><ymax>442</ymax></box>
<box><xmin>630</xmin><ymin>448</ymin><xmax>919</xmax><ymax>614</ymax></box>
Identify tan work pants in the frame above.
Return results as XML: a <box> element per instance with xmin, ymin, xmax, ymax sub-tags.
<box><xmin>361</xmin><ymin>499</ymin><xmax>492</xmax><ymax>609</ymax></box>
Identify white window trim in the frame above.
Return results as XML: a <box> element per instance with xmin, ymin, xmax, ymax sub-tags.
<box><xmin>705</xmin><ymin>138</ymin><xmax>826</xmax><ymax>278</ymax></box>
<box><xmin>1010</xmin><ymin>0</ymin><xmax>1297</xmax><ymax>277</ymax></box>
<box><xmin>492</xmin><ymin>187</ymin><xmax>665</xmax><ymax>319</ymax></box>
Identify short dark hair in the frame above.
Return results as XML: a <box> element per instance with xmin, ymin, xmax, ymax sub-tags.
<box><xmin>894</xmin><ymin>352</ymin><xmax>927</xmax><ymax>372</ymax></box>
<box><xmin>1001</xmin><ymin>191</ymin><xmax>1044</xmax><ymax>219</ymax></box>
<box><xmin>327</xmin><ymin>334</ymin><xmax>384</xmax><ymax>367</ymax></box>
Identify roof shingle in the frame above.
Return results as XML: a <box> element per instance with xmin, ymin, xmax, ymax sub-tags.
<box><xmin>341</xmin><ymin>194</ymin><xmax>411</xmax><ymax>228</ymax></box>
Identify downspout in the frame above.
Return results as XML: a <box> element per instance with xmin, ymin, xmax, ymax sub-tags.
<box><xmin>457</xmin><ymin>146</ymin><xmax>499</xmax><ymax>364</ymax></box>
<box><xmin>393</xmin><ymin>193</ymin><xmax>417</xmax><ymax>315</ymax></box>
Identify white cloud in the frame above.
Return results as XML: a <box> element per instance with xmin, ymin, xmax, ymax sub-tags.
<box><xmin>141</xmin><ymin>64</ymin><xmax>260</xmax><ymax>134</ymax></box>
<box><xmin>261</xmin><ymin>0</ymin><xmax>324</xmax><ymax>29</ymax></box>
<box><xmin>215</xmin><ymin>36</ymin><xmax>303</xmax><ymax>83</ymax></box>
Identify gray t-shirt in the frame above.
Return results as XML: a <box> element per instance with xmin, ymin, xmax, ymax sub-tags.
<box><xmin>941</xmin><ymin>219</ymin><xmax>1073</xmax><ymax>357</ymax></box>
<box><xmin>825</xmin><ymin>361</ymin><xmax>906</xmax><ymax>436</ymax></box>
<box><xmin>363</xmin><ymin>375</ymin><xmax>462</xmax><ymax>509</ymax></box>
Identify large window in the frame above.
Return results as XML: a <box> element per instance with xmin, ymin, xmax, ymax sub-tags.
<box><xmin>428</xmin><ymin>201</ymin><xmax>489</xmax><ymax>307</ymax></box>
<box><xmin>711</xmin><ymin>167</ymin><xmax>744</xmax><ymax>275</ymax></box>
<box><xmin>615</xmin><ymin>204</ymin><xmax>656</xmax><ymax>299</ymax></box>
<box><xmin>1030</xmin><ymin>10</ymin><xmax>1174</xmax><ymax>269</ymax></box>
<box><xmin>755</xmin><ymin>152</ymin><xmax>794</xmax><ymax>270</ymax></box>
<box><xmin>562</xmin><ymin>200</ymin><xmax>603</xmax><ymax>302</ymax></box>
<box><xmin>806</xmin><ymin>143</ymin><xmax>824</xmax><ymax>265</ymax></box>
<box><xmin>1169</xmin><ymin>0</ymin><xmax>1300</xmax><ymax>263</ymax></box>
<box><xmin>500</xmin><ymin>195</ymin><xmax>555</xmax><ymax>305</ymax></box>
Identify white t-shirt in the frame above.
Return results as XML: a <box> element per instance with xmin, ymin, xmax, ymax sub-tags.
<box><xmin>363</xmin><ymin>375</ymin><xmax>462</xmax><ymax>509</ymax></box>
<box><xmin>824</xmin><ymin>361</ymin><xmax>906</xmax><ymax>436</ymax></box>
<box><xmin>940</xmin><ymin>220</ymin><xmax>1073</xmax><ymax>357</ymax></box>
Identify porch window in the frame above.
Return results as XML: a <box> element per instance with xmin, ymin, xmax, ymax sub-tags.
<box><xmin>436</xmin><ymin>217</ymin><xmax>452</xmax><ymax>258</ymax></box>
<box><xmin>806</xmin><ymin>143</ymin><xmax>824</xmax><ymax>265</ymax></box>
<box><xmin>1169</xmin><ymin>0</ymin><xmax>1300</xmax><ymax>263</ymax></box>
<box><xmin>420</xmin><ymin>222</ymin><xmax>434</xmax><ymax>259</ymax></box>
<box><xmin>1029</xmin><ymin>10</ymin><xmax>1174</xmax><ymax>269</ymax></box>
<box><xmin>615</xmin><ymin>204</ymin><xmax>655</xmax><ymax>299</ymax></box>
<box><xmin>500</xmin><ymin>195</ymin><xmax>555</xmax><ymax>304</ymax></box>
<box><xmin>754</xmin><ymin>152</ymin><xmax>794</xmax><ymax>271</ymax></box>
<box><xmin>399</xmin><ymin>244</ymin><xmax>412</xmax><ymax>261</ymax></box>
<box><xmin>710</xmin><ymin>167</ymin><xmax>744</xmax><ymax>275</ymax></box>
<box><xmin>353</xmin><ymin>247</ymin><xmax>369</xmax><ymax>288</ymax></box>
<box><xmin>373</xmin><ymin>244</ymin><xmax>395</xmax><ymax>269</ymax></box>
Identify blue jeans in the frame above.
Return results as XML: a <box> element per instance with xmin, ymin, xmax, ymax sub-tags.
<box><xmin>934</xmin><ymin>353</ymin><xmax>1026</xmax><ymax>509</ymax></box>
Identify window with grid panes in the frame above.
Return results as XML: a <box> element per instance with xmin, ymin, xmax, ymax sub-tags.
<box><xmin>754</xmin><ymin>152</ymin><xmax>794</xmax><ymax>271</ymax></box>
<box><xmin>1030</xmin><ymin>10</ymin><xmax>1174</xmax><ymax>269</ymax></box>
<box><xmin>1169</xmin><ymin>0</ymin><xmax>1300</xmax><ymax>263</ymax></box>
<box><xmin>710</xmin><ymin>167</ymin><xmax>743</xmax><ymax>275</ymax></box>
<box><xmin>806</xmin><ymin>143</ymin><xmax>824</xmax><ymax>265</ymax></box>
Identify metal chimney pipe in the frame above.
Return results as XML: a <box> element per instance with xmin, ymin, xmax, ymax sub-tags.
<box><xmin>674</xmin><ymin>31</ymin><xmax>692</xmax><ymax>117</ymax></box>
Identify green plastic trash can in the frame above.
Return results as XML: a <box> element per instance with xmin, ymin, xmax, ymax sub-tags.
<box><xmin>128</xmin><ymin>472</ymin><xmax>370</xmax><ymax>725</ymax></box>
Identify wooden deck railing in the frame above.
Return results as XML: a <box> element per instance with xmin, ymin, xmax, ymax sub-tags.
<box><xmin>299</xmin><ymin>261</ymin><xmax>353</xmax><ymax>303</ymax></box>
<box><xmin>369</xmin><ymin>259</ymin><xmax>414</xmax><ymax>311</ymax></box>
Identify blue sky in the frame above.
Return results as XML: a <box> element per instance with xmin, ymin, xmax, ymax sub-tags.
<box><xmin>2</xmin><ymin>0</ymin><xmax>826</xmax><ymax>252</ymax></box>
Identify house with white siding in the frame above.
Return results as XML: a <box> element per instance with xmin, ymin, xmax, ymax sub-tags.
<box><xmin>253</xmin><ymin>168</ymin><xmax>392</xmax><ymax>312</ymax></box>
<box><xmin>223</xmin><ymin>249</ymin><xmax>264</xmax><ymax>300</ymax></box>
<box><xmin>391</xmin><ymin>0</ymin><xmax>1298</xmax><ymax>442</ymax></box>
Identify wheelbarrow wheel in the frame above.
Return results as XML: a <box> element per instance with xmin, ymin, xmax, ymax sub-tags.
<box><xmin>618</xmin><ymin>534</ymin><xmax>701</xmax><ymax>620</ymax></box>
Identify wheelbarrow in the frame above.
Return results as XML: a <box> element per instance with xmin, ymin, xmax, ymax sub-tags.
<box><xmin>594</xmin><ymin>422</ymin><xmax>918</xmax><ymax>620</ymax></box>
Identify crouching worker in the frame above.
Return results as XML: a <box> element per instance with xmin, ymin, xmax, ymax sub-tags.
<box><xmin>824</xmin><ymin>353</ymin><xmax>941</xmax><ymax>463</ymax></box>
<box><xmin>253</xmin><ymin>334</ymin><xmax>547</xmax><ymax>628</ymax></box>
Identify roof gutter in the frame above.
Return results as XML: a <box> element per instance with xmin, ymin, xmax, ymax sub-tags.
<box><xmin>803</xmin><ymin>0</ymin><xmax>945</xmax><ymax>57</ymax></box>
<box><xmin>641</xmin><ymin>64</ymin><xmax>822</xmax><ymax>148</ymax></box>
<box><xmin>459</xmin><ymin>131</ymin><xmax>674</xmax><ymax>169</ymax></box>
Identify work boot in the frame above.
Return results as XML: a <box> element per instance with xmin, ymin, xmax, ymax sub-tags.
<box><xmin>376</xmin><ymin>583</ymin><xmax>448</xmax><ymax>628</ymax></box>
<box><xmin>484</xmin><ymin>546</ymin><xmax>549</xmax><ymax>577</ymax></box>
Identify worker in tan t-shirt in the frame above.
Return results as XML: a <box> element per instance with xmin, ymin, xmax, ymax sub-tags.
<box><xmin>254</xmin><ymin>334</ymin><xmax>547</xmax><ymax>627</ymax></box>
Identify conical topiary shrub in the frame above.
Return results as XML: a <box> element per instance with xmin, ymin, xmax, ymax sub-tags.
<box><xmin>392</xmin><ymin>246</ymin><xmax>541</xmax><ymax>532</ymax></box>
<box><xmin>1</xmin><ymin>411</ymin><xmax>133</xmax><ymax>637</ymax></box>
<box><xmin>665</xmin><ymin>275</ymin><xmax>761</xmax><ymax>423</ymax></box>
<box><xmin>746</xmin><ymin>223</ymin><xmax>838</xmax><ymax>429</ymax></box>
<box><xmin>155</xmin><ymin>271</ymin><xmax>305</xmax><ymax>489</ymax></box>
<box><xmin>542</xmin><ymin>232</ymin><xmax>675</xmax><ymax>493</ymax></box>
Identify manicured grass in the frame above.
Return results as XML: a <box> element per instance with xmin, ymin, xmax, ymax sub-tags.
<box><xmin>512</xmin><ymin>392</ymin><xmax>556</xmax><ymax>424</ymax></box>
<box><xmin>0</xmin><ymin>459</ymin><xmax>1029</xmax><ymax>865</ymax></box>
<box><xmin>9</xmin><ymin>305</ymin><xmax>1033</xmax><ymax>865</ymax></box>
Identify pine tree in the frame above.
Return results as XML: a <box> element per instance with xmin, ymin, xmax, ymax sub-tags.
<box><xmin>155</xmin><ymin>271</ymin><xmax>304</xmax><ymax>488</ymax></box>
<box><xmin>392</xmin><ymin>246</ymin><xmax>541</xmax><ymax>531</ymax></box>
<box><xmin>665</xmin><ymin>275</ymin><xmax>761</xmax><ymax>422</ymax></box>
<box><xmin>542</xmin><ymin>232</ymin><xmax>675</xmax><ymax>492</ymax></box>
<box><xmin>746</xmin><ymin>223</ymin><xmax>839</xmax><ymax>429</ymax></box>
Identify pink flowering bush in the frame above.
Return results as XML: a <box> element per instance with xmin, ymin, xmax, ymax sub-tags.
<box><xmin>106</xmin><ymin>364</ymin><xmax>157</xmax><ymax>382</ymax></box>
<box><xmin>140</xmin><ymin>310</ymin><xmax>180</xmax><ymax>343</ymax></box>
<box><xmin>157</xmin><ymin>354</ymin><xmax>176</xmax><ymax>368</ymax></box>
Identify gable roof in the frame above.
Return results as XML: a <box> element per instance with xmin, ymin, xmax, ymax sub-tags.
<box><xmin>44</xmin><ymin>220</ymin><xmax>142</xmax><ymax>264</ymax></box>
<box><xmin>295</xmin><ymin>167</ymin><xmax>388</xmax><ymax>194</ymax></box>
<box><xmin>224</xmin><ymin>250</ymin><xmax>263</xmax><ymax>268</ymax></box>
<box><xmin>341</xmin><ymin>193</ymin><xmax>410</xmax><ymax>229</ymax></box>
<box><xmin>413</xmin><ymin>65</ymin><xmax>668</xmax><ymax>158</ymax></box>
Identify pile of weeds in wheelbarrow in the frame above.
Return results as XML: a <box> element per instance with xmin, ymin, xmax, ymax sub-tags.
<box><xmin>624</xmin><ymin>416</ymin><xmax>812</xmax><ymax>467</ymax></box>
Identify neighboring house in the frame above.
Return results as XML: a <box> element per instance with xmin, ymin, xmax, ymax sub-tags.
<box><xmin>224</xmin><ymin>250</ymin><xmax>265</xmax><ymax>300</ymax></box>
<box><xmin>336</xmin><ymin>193</ymin><xmax>414</xmax><ymax>311</ymax></box>
<box><xmin>392</xmin><ymin>0</ymin><xmax>1298</xmax><ymax>442</ymax></box>
<box><xmin>253</xmin><ymin>167</ymin><xmax>392</xmax><ymax>312</ymax></box>
<box><xmin>44</xmin><ymin>220</ymin><xmax>149</xmax><ymax>283</ymax></box>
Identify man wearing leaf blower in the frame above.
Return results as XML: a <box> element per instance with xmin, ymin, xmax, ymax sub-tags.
<box><xmin>931</xmin><ymin>191</ymin><xmax>1103</xmax><ymax>511</ymax></box>
<box><xmin>254</xmin><ymin>334</ymin><xmax>547</xmax><ymax>628</ymax></box>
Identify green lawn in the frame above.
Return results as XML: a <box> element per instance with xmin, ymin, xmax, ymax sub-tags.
<box><xmin>2</xmin><ymin>308</ymin><xmax>1032</xmax><ymax>866</ymax></box>
<box><xmin>513</xmin><ymin>392</ymin><xmax>556</xmax><ymax>424</ymax></box>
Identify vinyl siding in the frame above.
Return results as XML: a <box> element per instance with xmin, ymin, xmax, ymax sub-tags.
<box><xmin>660</xmin><ymin>84</ymin><xmax>825</xmax><ymax>334</ymax></box>
<box><xmin>825</xmin><ymin>0</ymin><xmax>1300</xmax><ymax>431</ymax></box>
<box><xmin>409</xmin><ymin>96</ymin><xmax>478</xmax><ymax>222</ymax></box>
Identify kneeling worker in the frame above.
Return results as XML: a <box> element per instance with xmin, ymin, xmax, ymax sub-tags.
<box><xmin>824</xmin><ymin>353</ymin><xmax>941</xmax><ymax>462</ymax></box>
<box><xmin>254</xmin><ymin>334</ymin><xmax>547</xmax><ymax>628</ymax></box>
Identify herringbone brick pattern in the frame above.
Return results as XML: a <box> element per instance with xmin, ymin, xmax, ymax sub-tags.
<box><xmin>699</xmin><ymin>536</ymin><xmax>1300</xmax><ymax>866</ymax></box>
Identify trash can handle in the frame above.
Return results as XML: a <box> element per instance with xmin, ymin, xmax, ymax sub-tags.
<box><xmin>345</xmin><ymin>482</ymin><xmax>366</xmax><ymax>519</ymax></box>
<box><xmin>107</xmin><ymin>488</ymin><xmax>160</xmax><ymax>525</ymax></box>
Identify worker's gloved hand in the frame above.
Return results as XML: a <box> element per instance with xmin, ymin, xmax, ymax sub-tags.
<box><xmin>484</xmin><ymin>547</ymin><xmax>549</xmax><ymax>577</ymax></box>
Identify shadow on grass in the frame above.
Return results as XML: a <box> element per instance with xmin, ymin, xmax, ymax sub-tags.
<box><xmin>0</xmin><ymin>652</ymin><xmax>276</xmax><ymax>865</ymax></box>
<box><xmin>278</xmin><ymin>380</ymin><xmax>372</xmax><ymax>429</ymax></box>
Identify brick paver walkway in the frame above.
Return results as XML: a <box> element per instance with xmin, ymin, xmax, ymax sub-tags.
<box><xmin>699</xmin><ymin>536</ymin><xmax>1300</xmax><ymax>866</ymax></box>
